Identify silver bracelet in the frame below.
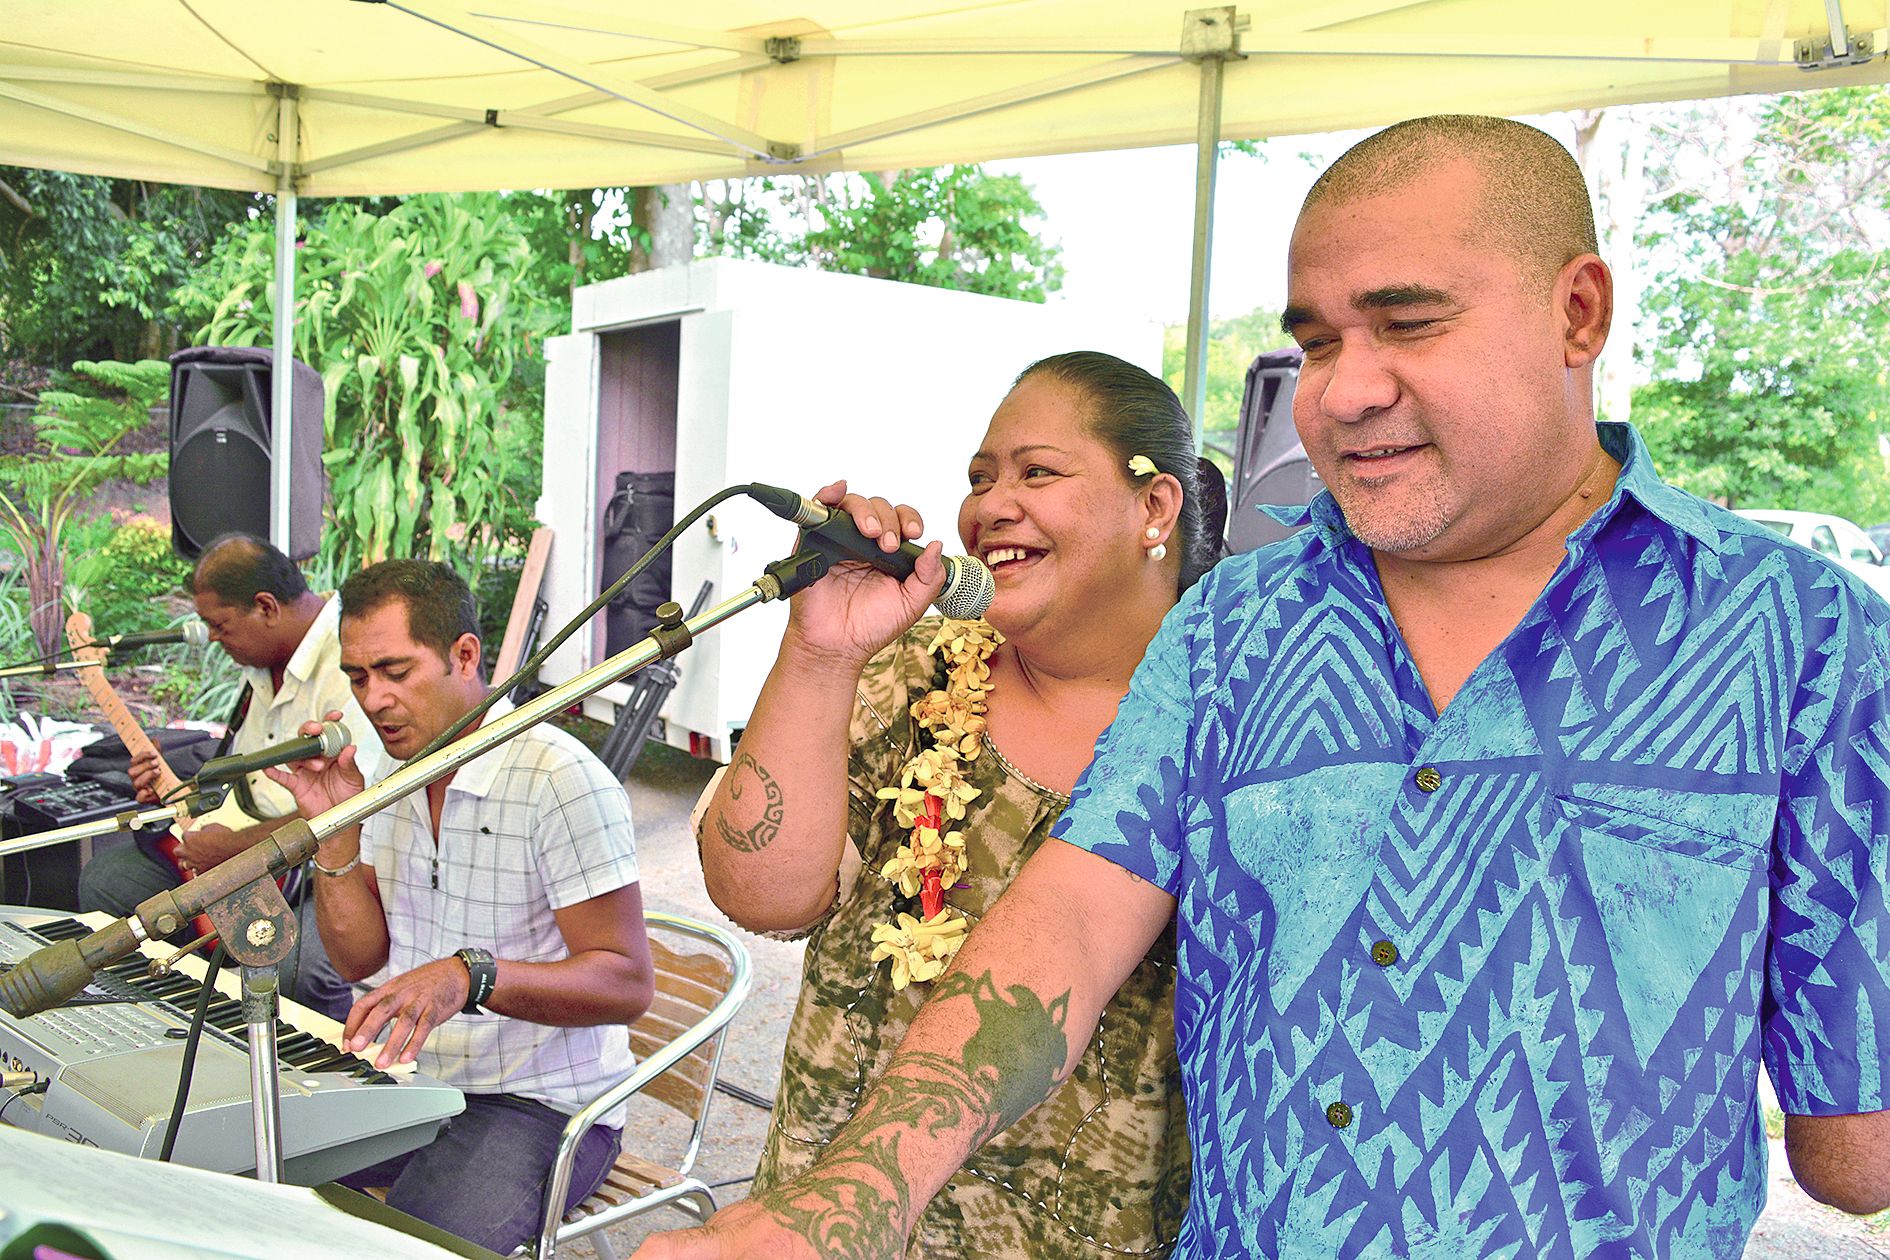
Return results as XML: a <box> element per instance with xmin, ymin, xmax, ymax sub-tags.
<box><xmin>312</xmin><ymin>852</ymin><xmax>360</xmax><ymax>879</ymax></box>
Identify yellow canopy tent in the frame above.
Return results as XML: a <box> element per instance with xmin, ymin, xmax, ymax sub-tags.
<box><xmin>4</xmin><ymin>0</ymin><xmax>1888</xmax><ymax>542</ymax></box>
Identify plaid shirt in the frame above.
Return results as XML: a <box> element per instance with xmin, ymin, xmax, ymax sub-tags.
<box><xmin>359</xmin><ymin>702</ymin><xmax>641</xmax><ymax>1120</ymax></box>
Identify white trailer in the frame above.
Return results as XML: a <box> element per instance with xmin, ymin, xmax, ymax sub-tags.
<box><xmin>535</xmin><ymin>257</ymin><xmax>1159</xmax><ymax>763</ymax></box>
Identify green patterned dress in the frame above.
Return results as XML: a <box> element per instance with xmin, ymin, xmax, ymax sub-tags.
<box><xmin>750</xmin><ymin>618</ymin><xmax>1189</xmax><ymax>1259</ymax></box>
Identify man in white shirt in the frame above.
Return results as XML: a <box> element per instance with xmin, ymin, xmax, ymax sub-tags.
<box><xmin>77</xmin><ymin>533</ymin><xmax>387</xmax><ymax>1019</ymax></box>
<box><xmin>269</xmin><ymin>558</ymin><xmax>654</xmax><ymax>1254</ymax></box>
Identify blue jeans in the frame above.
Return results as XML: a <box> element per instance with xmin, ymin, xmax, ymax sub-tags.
<box><xmin>76</xmin><ymin>840</ymin><xmax>355</xmax><ymax>1023</ymax></box>
<box><xmin>339</xmin><ymin>1091</ymin><xmax>622</xmax><ymax>1254</ymax></box>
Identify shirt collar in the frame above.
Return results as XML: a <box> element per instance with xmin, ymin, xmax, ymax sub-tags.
<box><xmin>239</xmin><ymin>592</ymin><xmax>340</xmax><ymax>699</ymax></box>
<box><xmin>1580</xmin><ymin>421</ymin><xmax>1723</xmax><ymax>550</ymax></box>
<box><xmin>1256</xmin><ymin>422</ymin><xmax>1721</xmax><ymax>554</ymax></box>
<box><xmin>282</xmin><ymin>594</ymin><xmax>341</xmax><ymax>686</ymax></box>
<box><xmin>429</xmin><ymin>696</ymin><xmax>516</xmax><ymax>800</ymax></box>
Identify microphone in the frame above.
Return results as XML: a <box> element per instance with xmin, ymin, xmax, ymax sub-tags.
<box><xmin>195</xmin><ymin>720</ymin><xmax>350</xmax><ymax>784</ymax></box>
<box><xmin>98</xmin><ymin>618</ymin><xmax>210</xmax><ymax>651</ymax></box>
<box><xmin>746</xmin><ymin>484</ymin><xmax>995</xmax><ymax>620</ymax></box>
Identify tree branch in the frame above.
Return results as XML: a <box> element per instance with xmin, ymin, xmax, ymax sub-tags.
<box><xmin>0</xmin><ymin>177</ymin><xmax>33</xmax><ymax>217</ymax></box>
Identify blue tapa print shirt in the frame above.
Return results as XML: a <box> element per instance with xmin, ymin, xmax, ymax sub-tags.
<box><xmin>1053</xmin><ymin>422</ymin><xmax>1890</xmax><ymax>1260</ymax></box>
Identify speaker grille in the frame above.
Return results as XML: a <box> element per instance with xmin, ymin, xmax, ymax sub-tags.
<box><xmin>167</xmin><ymin>348</ymin><xmax>325</xmax><ymax>560</ymax></box>
<box><xmin>172</xmin><ymin>426</ymin><xmax>271</xmax><ymax>547</ymax></box>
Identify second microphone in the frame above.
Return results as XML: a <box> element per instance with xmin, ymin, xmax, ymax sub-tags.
<box><xmin>195</xmin><ymin>720</ymin><xmax>351</xmax><ymax>785</ymax></box>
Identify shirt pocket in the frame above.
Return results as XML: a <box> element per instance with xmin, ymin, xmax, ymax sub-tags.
<box><xmin>1555</xmin><ymin>792</ymin><xmax>1770</xmax><ymax>869</ymax></box>
<box><xmin>1549</xmin><ymin>791</ymin><xmax>1769</xmax><ymax>1071</ymax></box>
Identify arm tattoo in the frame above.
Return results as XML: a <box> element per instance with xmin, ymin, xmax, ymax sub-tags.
<box><xmin>714</xmin><ymin>751</ymin><xmax>785</xmax><ymax>853</ymax></box>
<box><xmin>751</xmin><ymin>969</ymin><xmax>1073</xmax><ymax>1256</ymax></box>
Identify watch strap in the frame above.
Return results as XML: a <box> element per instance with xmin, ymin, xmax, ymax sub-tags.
<box><xmin>454</xmin><ymin>947</ymin><xmax>498</xmax><ymax>1014</ymax></box>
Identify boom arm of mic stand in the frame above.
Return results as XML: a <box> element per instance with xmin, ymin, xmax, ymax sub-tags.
<box><xmin>0</xmin><ymin>569</ymin><xmax>801</xmax><ymax>1018</ymax></box>
<box><xmin>0</xmin><ymin>788</ymin><xmax>229</xmax><ymax>861</ymax></box>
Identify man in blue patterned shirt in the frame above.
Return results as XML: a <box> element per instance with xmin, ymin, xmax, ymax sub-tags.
<box><xmin>635</xmin><ymin>116</ymin><xmax>1890</xmax><ymax>1260</ymax></box>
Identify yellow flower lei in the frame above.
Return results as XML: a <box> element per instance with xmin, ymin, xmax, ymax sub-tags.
<box><xmin>869</xmin><ymin>619</ymin><xmax>1002</xmax><ymax>989</ymax></box>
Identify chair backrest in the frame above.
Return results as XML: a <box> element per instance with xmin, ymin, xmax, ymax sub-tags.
<box><xmin>631</xmin><ymin>926</ymin><xmax>736</xmax><ymax>1119</ymax></box>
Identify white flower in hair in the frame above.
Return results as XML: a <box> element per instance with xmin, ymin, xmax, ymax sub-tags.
<box><xmin>1128</xmin><ymin>454</ymin><xmax>1158</xmax><ymax>477</ymax></box>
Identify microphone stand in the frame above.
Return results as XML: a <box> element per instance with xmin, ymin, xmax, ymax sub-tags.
<box><xmin>0</xmin><ymin>547</ymin><xmax>834</xmax><ymax>1181</ymax></box>
<box><xmin>0</xmin><ymin>788</ymin><xmax>230</xmax><ymax>860</ymax></box>
<box><xmin>0</xmin><ymin>658</ymin><xmax>129</xmax><ymax>679</ymax></box>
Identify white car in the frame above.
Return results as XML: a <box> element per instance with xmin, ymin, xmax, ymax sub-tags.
<box><xmin>1735</xmin><ymin>508</ymin><xmax>1890</xmax><ymax>599</ymax></box>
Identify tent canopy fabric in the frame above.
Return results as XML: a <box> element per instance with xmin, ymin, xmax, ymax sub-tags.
<box><xmin>6</xmin><ymin>0</ymin><xmax>1889</xmax><ymax>540</ymax></box>
<box><xmin>4</xmin><ymin>1</ymin><xmax>1889</xmax><ymax>196</ymax></box>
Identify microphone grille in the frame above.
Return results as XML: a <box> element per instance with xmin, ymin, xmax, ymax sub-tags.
<box><xmin>181</xmin><ymin>618</ymin><xmax>209</xmax><ymax>649</ymax></box>
<box><xmin>936</xmin><ymin>555</ymin><xmax>996</xmax><ymax>620</ymax></box>
<box><xmin>319</xmin><ymin>720</ymin><xmax>352</xmax><ymax>758</ymax></box>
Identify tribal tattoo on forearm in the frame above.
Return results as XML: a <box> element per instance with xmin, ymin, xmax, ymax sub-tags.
<box><xmin>753</xmin><ymin>969</ymin><xmax>1074</xmax><ymax>1257</ymax></box>
<box><xmin>714</xmin><ymin>751</ymin><xmax>785</xmax><ymax>853</ymax></box>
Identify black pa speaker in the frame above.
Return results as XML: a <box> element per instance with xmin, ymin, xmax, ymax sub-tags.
<box><xmin>168</xmin><ymin>345</ymin><xmax>324</xmax><ymax>561</ymax></box>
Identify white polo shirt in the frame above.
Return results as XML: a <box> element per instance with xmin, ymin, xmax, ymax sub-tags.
<box><xmin>357</xmin><ymin>703</ymin><xmax>640</xmax><ymax>1122</ymax></box>
<box><xmin>195</xmin><ymin>594</ymin><xmax>392</xmax><ymax>830</ymax></box>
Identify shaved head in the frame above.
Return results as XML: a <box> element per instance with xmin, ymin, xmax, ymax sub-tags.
<box><xmin>1302</xmin><ymin>115</ymin><xmax>1598</xmax><ymax>290</ymax></box>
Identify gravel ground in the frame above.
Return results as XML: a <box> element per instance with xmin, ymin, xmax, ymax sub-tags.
<box><xmin>587</xmin><ymin>742</ymin><xmax>1890</xmax><ymax>1260</ymax></box>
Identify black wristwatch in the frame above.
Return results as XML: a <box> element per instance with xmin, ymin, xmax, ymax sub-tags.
<box><xmin>453</xmin><ymin>947</ymin><xmax>498</xmax><ymax>1014</ymax></box>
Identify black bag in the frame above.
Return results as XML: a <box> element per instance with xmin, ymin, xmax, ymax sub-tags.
<box><xmin>602</xmin><ymin>470</ymin><xmax>676</xmax><ymax>655</ymax></box>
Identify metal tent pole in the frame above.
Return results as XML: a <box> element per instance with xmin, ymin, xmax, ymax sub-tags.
<box><xmin>1179</xmin><ymin>9</ymin><xmax>1241</xmax><ymax>448</ymax></box>
<box><xmin>269</xmin><ymin>84</ymin><xmax>299</xmax><ymax>552</ymax></box>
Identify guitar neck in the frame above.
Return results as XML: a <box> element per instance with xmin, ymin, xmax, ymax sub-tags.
<box><xmin>65</xmin><ymin>612</ymin><xmax>187</xmax><ymax>801</ymax></box>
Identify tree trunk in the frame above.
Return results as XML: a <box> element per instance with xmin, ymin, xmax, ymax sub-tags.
<box><xmin>567</xmin><ymin>189</ymin><xmax>599</xmax><ymax>287</ymax></box>
<box><xmin>629</xmin><ymin>184</ymin><xmax>694</xmax><ymax>273</ymax></box>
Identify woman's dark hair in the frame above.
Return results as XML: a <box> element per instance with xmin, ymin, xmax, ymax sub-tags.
<box><xmin>1195</xmin><ymin>456</ymin><xmax>1231</xmax><ymax>561</ymax></box>
<box><xmin>1013</xmin><ymin>351</ymin><xmax>1217</xmax><ymax>591</ymax></box>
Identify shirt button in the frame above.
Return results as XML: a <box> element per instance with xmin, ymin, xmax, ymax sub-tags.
<box><xmin>1370</xmin><ymin>940</ymin><xmax>1399</xmax><ymax>967</ymax></box>
<box><xmin>1325</xmin><ymin>1101</ymin><xmax>1353</xmax><ymax>1129</ymax></box>
<box><xmin>1414</xmin><ymin>766</ymin><xmax>1442</xmax><ymax>793</ymax></box>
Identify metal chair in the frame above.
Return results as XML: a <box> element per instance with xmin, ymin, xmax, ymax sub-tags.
<box><xmin>527</xmin><ymin>911</ymin><xmax>754</xmax><ymax>1259</ymax></box>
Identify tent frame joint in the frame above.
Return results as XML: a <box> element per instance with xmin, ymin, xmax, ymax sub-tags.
<box><xmin>765</xmin><ymin>139</ymin><xmax>802</xmax><ymax>161</ymax></box>
<box><xmin>1795</xmin><ymin>29</ymin><xmax>1878</xmax><ymax>69</ymax></box>
<box><xmin>1180</xmin><ymin>6</ymin><xmax>1246</xmax><ymax>63</ymax></box>
<box><xmin>766</xmin><ymin>36</ymin><xmax>801</xmax><ymax>64</ymax></box>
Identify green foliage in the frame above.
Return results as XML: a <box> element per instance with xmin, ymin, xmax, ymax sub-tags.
<box><xmin>0</xmin><ymin>564</ymin><xmax>34</xmax><ymax>722</ymax></box>
<box><xmin>504</xmin><ymin>189</ymin><xmax>644</xmax><ymax>292</ymax></box>
<box><xmin>1634</xmin><ymin>88</ymin><xmax>1890</xmax><ymax>520</ymax></box>
<box><xmin>1162</xmin><ymin>305</ymin><xmax>1294</xmax><ymax>462</ymax></box>
<box><xmin>697</xmin><ymin>177</ymin><xmax>806</xmax><ymax>266</ymax></box>
<box><xmin>64</xmin><ymin>513</ymin><xmax>191</xmax><ymax>634</ymax></box>
<box><xmin>803</xmin><ymin>167</ymin><xmax>1063</xmax><ymax>302</ymax></box>
<box><xmin>147</xmin><ymin>640</ymin><xmax>243</xmax><ymax>719</ymax></box>
<box><xmin>697</xmin><ymin>168</ymin><xmax>1064</xmax><ymax>302</ymax></box>
<box><xmin>0</xmin><ymin>168</ymin><xmax>255</xmax><ymax>362</ymax></box>
<box><xmin>0</xmin><ymin>359</ymin><xmax>168</xmax><ymax>655</ymax></box>
<box><xmin>178</xmin><ymin>194</ymin><xmax>560</xmax><ymax>579</ymax></box>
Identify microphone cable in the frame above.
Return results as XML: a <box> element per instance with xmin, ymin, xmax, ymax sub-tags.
<box><xmin>0</xmin><ymin>1074</ymin><xmax>50</xmax><ymax>1126</ymax></box>
<box><xmin>158</xmin><ymin>941</ymin><xmax>227</xmax><ymax>1162</ymax></box>
<box><xmin>407</xmin><ymin>482</ymin><xmax>765</xmax><ymax>765</ymax></box>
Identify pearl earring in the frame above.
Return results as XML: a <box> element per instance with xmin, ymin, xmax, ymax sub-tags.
<box><xmin>1149</xmin><ymin>543</ymin><xmax>1167</xmax><ymax>562</ymax></box>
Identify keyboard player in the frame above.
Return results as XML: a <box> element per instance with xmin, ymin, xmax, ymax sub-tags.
<box><xmin>268</xmin><ymin>558</ymin><xmax>654</xmax><ymax>1255</ymax></box>
<box><xmin>77</xmin><ymin>534</ymin><xmax>388</xmax><ymax>1021</ymax></box>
